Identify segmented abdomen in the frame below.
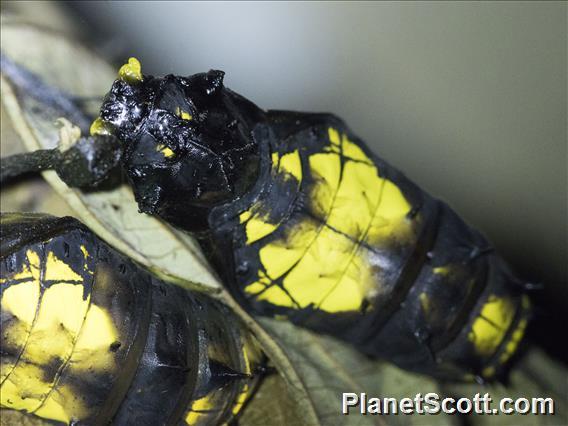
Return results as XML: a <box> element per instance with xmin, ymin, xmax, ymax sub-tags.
<box><xmin>0</xmin><ymin>213</ymin><xmax>260</xmax><ymax>425</ymax></box>
<box><xmin>209</xmin><ymin>114</ymin><xmax>530</xmax><ymax>380</ymax></box>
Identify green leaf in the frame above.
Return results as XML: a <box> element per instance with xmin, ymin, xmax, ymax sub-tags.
<box><xmin>243</xmin><ymin>319</ymin><xmax>568</xmax><ymax>426</ymax></box>
<box><xmin>0</xmin><ymin>409</ymin><xmax>54</xmax><ymax>426</ymax></box>
<box><xmin>0</xmin><ymin>78</ymin><xmax>73</xmax><ymax>217</ymax></box>
<box><xmin>251</xmin><ymin>318</ymin><xmax>458</xmax><ymax>426</ymax></box>
<box><xmin>239</xmin><ymin>374</ymin><xmax>308</xmax><ymax>426</ymax></box>
<box><xmin>0</xmin><ymin>20</ymin><xmax>220</xmax><ymax>292</ymax></box>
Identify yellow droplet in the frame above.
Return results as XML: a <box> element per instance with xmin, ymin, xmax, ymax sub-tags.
<box><xmin>90</xmin><ymin>117</ymin><xmax>113</xmax><ymax>136</ymax></box>
<box><xmin>176</xmin><ymin>106</ymin><xmax>192</xmax><ymax>121</ymax></box>
<box><xmin>156</xmin><ymin>143</ymin><xmax>175</xmax><ymax>158</ymax></box>
<box><xmin>118</xmin><ymin>57</ymin><xmax>143</xmax><ymax>83</ymax></box>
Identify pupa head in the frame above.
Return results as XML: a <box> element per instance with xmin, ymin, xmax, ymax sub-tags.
<box><xmin>92</xmin><ymin>58</ymin><xmax>263</xmax><ymax>230</ymax></box>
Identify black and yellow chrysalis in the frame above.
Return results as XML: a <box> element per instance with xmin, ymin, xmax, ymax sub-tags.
<box><xmin>0</xmin><ymin>213</ymin><xmax>262</xmax><ymax>425</ymax></box>
<box><xmin>1</xmin><ymin>57</ymin><xmax>532</xmax><ymax>383</ymax></box>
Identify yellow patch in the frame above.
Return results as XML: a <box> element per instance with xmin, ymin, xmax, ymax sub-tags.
<box><xmin>308</xmin><ymin>152</ymin><xmax>341</xmax><ymax>220</ymax></box>
<box><xmin>328</xmin><ymin>127</ymin><xmax>341</xmax><ymax>145</ymax></box>
<box><xmin>258</xmin><ymin>219</ymin><xmax>319</xmax><ymax>280</ymax></box>
<box><xmin>1</xmin><ymin>282</ymin><xmax>89</xmax><ymax>413</ymax></box>
<box><xmin>185</xmin><ymin>395</ymin><xmax>215</xmax><ymax>425</ymax></box>
<box><xmin>243</xmin><ymin>281</ymin><xmax>266</xmax><ymax>295</ymax></box>
<box><xmin>499</xmin><ymin>316</ymin><xmax>528</xmax><ymax>365</ymax></box>
<box><xmin>282</xmin><ymin>228</ymin><xmax>359</xmax><ymax>311</ymax></box>
<box><xmin>118</xmin><ymin>57</ymin><xmax>143</xmax><ymax>83</ymax></box>
<box><xmin>89</xmin><ymin>117</ymin><xmax>114</xmax><ymax>136</ymax></box>
<box><xmin>30</xmin><ymin>305</ymin><xmax>118</xmax><ymax>424</ymax></box>
<box><xmin>278</xmin><ymin>150</ymin><xmax>302</xmax><ymax>182</ymax></box>
<box><xmin>1</xmin><ymin>364</ymin><xmax>46</xmax><ymax>411</ymax></box>
<box><xmin>244</xmin><ymin>271</ymin><xmax>272</xmax><ymax>296</ymax></box>
<box><xmin>1</xmin><ymin>280</ymin><xmax>40</xmax><ymax>330</ymax></box>
<box><xmin>231</xmin><ymin>383</ymin><xmax>250</xmax><ymax>416</ymax></box>
<box><xmin>419</xmin><ymin>292</ymin><xmax>431</xmax><ymax>313</ymax></box>
<box><xmin>245</xmin><ymin>218</ymin><xmax>277</xmax><ymax>245</ymax></box>
<box><xmin>433</xmin><ymin>266</ymin><xmax>450</xmax><ymax>276</ymax></box>
<box><xmin>366</xmin><ymin>180</ymin><xmax>413</xmax><ymax>246</ymax></box>
<box><xmin>79</xmin><ymin>245</ymin><xmax>89</xmax><ymax>259</ymax></box>
<box><xmin>67</xmin><ymin>304</ymin><xmax>119</xmax><ymax>372</ymax></box>
<box><xmin>468</xmin><ymin>295</ymin><xmax>515</xmax><ymax>357</ymax></box>
<box><xmin>249</xmin><ymin>127</ymin><xmax>413</xmax><ymax>313</ymax></box>
<box><xmin>0</xmin><ymin>250</ymin><xmax>41</xmax><ymax>383</ymax></box>
<box><xmin>271</xmin><ymin>151</ymin><xmax>280</xmax><ymax>166</ymax></box>
<box><xmin>239</xmin><ymin>210</ymin><xmax>252</xmax><ymax>223</ymax></box>
<box><xmin>326</xmin><ymin>160</ymin><xmax>381</xmax><ymax>238</ymax></box>
<box><xmin>240</xmin><ymin>150</ymin><xmax>303</xmax><ymax>244</ymax></box>
<box><xmin>341</xmin><ymin>134</ymin><xmax>373</xmax><ymax>164</ymax></box>
<box><xmin>19</xmin><ymin>250</ymin><xmax>41</xmax><ymax>281</ymax></box>
<box><xmin>156</xmin><ymin>143</ymin><xmax>175</xmax><ymax>159</ymax></box>
<box><xmin>175</xmin><ymin>106</ymin><xmax>192</xmax><ymax>121</ymax></box>
<box><xmin>318</xmin><ymin>252</ymin><xmax>374</xmax><ymax>312</ymax></box>
<box><xmin>45</xmin><ymin>252</ymin><xmax>83</xmax><ymax>282</ymax></box>
<box><xmin>34</xmin><ymin>384</ymin><xmax>89</xmax><ymax>424</ymax></box>
<box><xmin>255</xmin><ymin>285</ymin><xmax>296</xmax><ymax>308</ymax></box>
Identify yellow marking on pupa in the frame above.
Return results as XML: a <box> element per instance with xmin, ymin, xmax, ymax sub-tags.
<box><xmin>258</xmin><ymin>219</ymin><xmax>319</xmax><ymax>280</ymax></box>
<box><xmin>244</xmin><ymin>281</ymin><xmax>266</xmax><ymax>295</ymax></box>
<box><xmin>281</xmin><ymin>227</ymin><xmax>361</xmax><ymax>312</ymax></box>
<box><xmin>0</xmin><ymin>250</ymin><xmax>42</xmax><ymax>382</ymax></box>
<box><xmin>244</xmin><ymin>270</ymin><xmax>272</xmax><ymax>295</ymax></box>
<box><xmin>45</xmin><ymin>252</ymin><xmax>83</xmax><ymax>282</ymax></box>
<box><xmin>0</xmin><ymin>281</ymin><xmax>41</xmax><ymax>382</ymax></box>
<box><xmin>366</xmin><ymin>179</ymin><xmax>413</xmax><ymax>245</ymax></box>
<box><xmin>185</xmin><ymin>395</ymin><xmax>215</xmax><ymax>425</ymax></box>
<box><xmin>175</xmin><ymin>106</ymin><xmax>192</xmax><ymax>121</ymax></box>
<box><xmin>433</xmin><ymin>266</ymin><xmax>450</xmax><ymax>276</ymax></box>
<box><xmin>468</xmin><ymin>295</ymin><xmax>515</xmax><ymax>357</ymax></box>
<box><xmin>67</xmin><ymin>304</ymin><xmax>119</xmax><ymax>373</ymax></box>
<box><xmin>271</xmin><ymin>151</ymin><xmax>280</xmax><ymax>167</ymax></box>
<box><xmin>308</xmin><ymin>152</ymin><xmax>341</xmax><ymax>216</ymax></box>
<box><xmin>0</xmin><ymin>283</ymin><xmax>89</xmax><ymax>412</ymax></box>
<box><xmin>314</xmin><ymin>133</ymin><xmax>412</xmax><ymax>242</ymax></box>
<box><xmin>79</xmin><ymin>245</ymin><xmax>93</xmax><ymax>273</ymax></box>
<box><xmin>318</xmin><ymin>245</ymin><xmax>381</xmax><ymax>313</ymax></box>
<box><xmin>231</xmin><ymin>383</ymin><xmax>250</xmax><ymax>416</ymax></box>
<box><xmin>245</xmin><ymin>217</ymin><xmax>278</xmax><ymax>245</ymax></box>
<box><xmin>325</xmin><ymin>160</ymin><xmax>381</xmax><ymax>238</ymax></box>
<box><xmin>278</xmin><ymin>150</ymin><xmax>302</xmax><ymax>182</ymax></box>
<box><xmin>118</xmin><ymin>57</ymin><xmax>143</xmax><ymax>83</ymax></box>
<box><xmin>255</xmin><ymin>284</ymin><xmax>295</xmax><ymax>308</ymax></box>
<box><xmin>89</xmin><ymin>117</ymin><xmax>114</xmax><ymax>136</ymax></box>
<box><xmin>239</xmin><ymin>210</ymin><xmax>253</xmax><ymax>223</ymax></box>
<box><xmin>499</xmin><ymin>317</ymin><xmax>528</xmax><ymax>365</ymax></box>
<box><xmin>1</xmin><ymin>280</ymin><xmax>40</xmax><ymax>333</ymax></box>
<box><xmin>253</xmin><ymin>127</ymin><xmax>413</xmax><ymax>313</ymax></box>
<box><xmin>156</xmin><ymin>143</ymin><xmax>175</xmax><ymax>159</ymax></box>
<box><xmin>1</xmin><ymin>253</ymin><xmax>41</xmax><ymax>324</ymax></box>
<box><xmin>419</xmin><ymin>292</ymin><xmax>431</xmax><ymax>313</ymax></box>
<box><xmin>1</xmin><ymin>363</ymin><xmax>46</xmax><ymax>412</ymax></box>
<box><xmin>241</xmin><ymin>146</ymin><xmax>299</xmax><ymax>244</ymax></box>
<box><xmin>34</xmin><ymin>384</ymin><xmax>89</xmax><ymax>424</ymax></box>
<box><xmin>328</xmin><ymin>127</ymin><xmax>341</xmax><ymax>145</ymax></box>
<box><xmin>0</xmin><ymin>250</ymin><xmax>39</xmax><ymax>285</ymax></box>
<box><xmin>341</xmin><ymin>133</ymin><xmax>373</xmax><ymax>164</ymax></box>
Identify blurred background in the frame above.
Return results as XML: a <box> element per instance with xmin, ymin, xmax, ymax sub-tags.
<box><xmin>3</xmin><ymin>1</ymin><xmax>567</xmax><ymax>358</ymax></box>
